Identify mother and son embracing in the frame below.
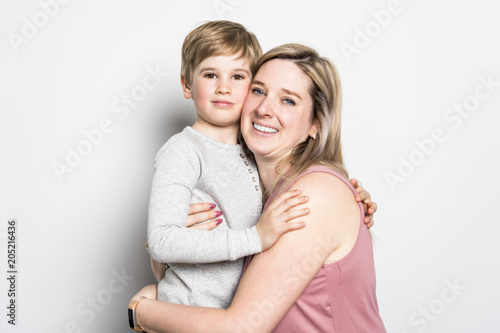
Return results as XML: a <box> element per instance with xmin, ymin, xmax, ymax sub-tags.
<box><xmin>128</xmin><ymin>20</ymin><xmax>386</xmax><ymax>333</ymax></box>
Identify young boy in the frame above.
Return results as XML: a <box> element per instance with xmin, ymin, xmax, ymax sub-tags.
<box><xmin>146</xmin><ymin>21</ymin><xmax>308</xmax><ymax>309</ymax></box>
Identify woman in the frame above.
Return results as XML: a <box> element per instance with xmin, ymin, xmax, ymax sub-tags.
<box><xmin>130</xmin><ymin>44</ymin><xmax>385</xmax><ymax>332</ymax></box>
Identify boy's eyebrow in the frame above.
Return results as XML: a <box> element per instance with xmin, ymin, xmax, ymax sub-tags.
<box><xmin>199</xmin><ymin>67</ymin><xmax>217</xmax><ymax>73</ymax></box>
<box><xmin>234</xmin><ymin>68</ymin><xmax>250</xmax><ymax>74</ymax></box>
<box><xmin>199</xmin><ymin>67</ymin><xmax>250</xmax><ymax>75</ymax></box>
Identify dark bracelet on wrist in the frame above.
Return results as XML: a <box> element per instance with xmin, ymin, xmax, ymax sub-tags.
<box><xmin>128</xmin><ymin>296</ymin><xmax>146</xmax><ymax>332</ymax></box>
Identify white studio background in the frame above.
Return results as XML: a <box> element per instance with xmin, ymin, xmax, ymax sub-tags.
<box><xmin>1</xmin><ymin>0</ymin><xmax>499</xmax><ymax>332</ymax></box>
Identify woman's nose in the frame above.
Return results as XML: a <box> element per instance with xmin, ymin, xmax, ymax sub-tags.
<box><xmin>256</xmin><ymin>97</ymin><xmax>274</xmax><ymax>118</ymax></box>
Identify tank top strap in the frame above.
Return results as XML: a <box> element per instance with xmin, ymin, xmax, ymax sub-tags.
<box><xmin>244</xmin><ymin>165</ymin><xmax>363</xmax><ymax>279</ymax></box>
<box><xmin>278</xmin><ymin>165</ymin><xmax>358</xmax><ymax>198</ymax></box>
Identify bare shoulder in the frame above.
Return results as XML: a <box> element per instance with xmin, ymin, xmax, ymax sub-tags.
<box><xmin>288</xmin><ymin>171</ymin><xmax>360</xmax><ymax>249</ymax></box>
<box><xmin>289</xmin><ymin>171</ymin><xmax>356</xmax><ymax>205</ymax></box>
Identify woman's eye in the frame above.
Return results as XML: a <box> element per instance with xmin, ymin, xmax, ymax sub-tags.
<box><xmin>233</xmin><ymin>74</ymin><xmax>245</xmax><ymax>80</ymax></box>
<box><xmin>283</xmin><ymin>98</ymin><xmax>296</xmax><ymax>106</ymax></box>
<box><xmin>252</xmin><ymin>88</ymin><xmax>265</xmax><ymax>95</ymax></box>
<box><xmin>204</xmin><ymin>73</ymin><xmax>217</xmax><ymax>79</ymax></box>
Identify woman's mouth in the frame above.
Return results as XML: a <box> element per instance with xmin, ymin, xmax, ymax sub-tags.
<box><xmin>253</xmin><ymin>122</ymin><xmax>278</xmax><ymax>133</ymax></box>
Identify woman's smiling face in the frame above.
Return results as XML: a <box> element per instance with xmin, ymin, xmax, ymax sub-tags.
<box><xmin>241</xmin><ymin>59</ymin><xmax>317</xmax><ymax>162</ymax></box>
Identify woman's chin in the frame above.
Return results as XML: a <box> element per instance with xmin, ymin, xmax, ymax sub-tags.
<box><xmin>245</xmin><ymin>142</ymin><xmax>269</xmax><ymax>156</ymax></box>
<box><xmin>246</xmin><ymin>141</ymin><xmax>279</xmax><ymax>159</ymax></box>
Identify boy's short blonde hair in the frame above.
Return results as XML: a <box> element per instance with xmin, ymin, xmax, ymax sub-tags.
<box><xmin>181</xmin><ymin>20</ymin><xmax>262</xmax><ymax>85</ymax></box>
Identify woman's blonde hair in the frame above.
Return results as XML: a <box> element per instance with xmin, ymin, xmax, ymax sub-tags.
<box><xmin>258</xmin><ymin>44</ymin><xmax>347</xmax><ymax>201</ymax></box>
<box><xmin>181</xmin><ymin>20</ymin><xmax>262</xmax><ymax>85</ymax></box>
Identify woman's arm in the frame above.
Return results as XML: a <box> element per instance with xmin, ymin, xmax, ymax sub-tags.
<box><xmin>136</xmin><ymin>172</ymin><xmax>359</xmax><ymax>332</ymax></box>
<box><xmin>149</xmin><ymin>202</ymin><xmax>223</xmax><ymax>282</ymax></box>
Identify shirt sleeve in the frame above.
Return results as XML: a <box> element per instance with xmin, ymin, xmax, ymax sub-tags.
<box><xmin>146</xmin><ymin>139</ymin><xmax>262</xmax><ymax>264</ymax></box>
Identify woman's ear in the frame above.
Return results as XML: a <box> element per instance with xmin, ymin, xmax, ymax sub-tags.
<box><xmin>180</xmin><ymin>76</ymin><xmax>193</xmax><ymax>99</ymax></box>
<box><xmin>308</xmin><ymin>119</ymin><xmax>320</xmax><ymax>139</ymax></box>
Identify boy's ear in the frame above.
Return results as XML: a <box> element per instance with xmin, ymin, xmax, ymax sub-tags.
<box><xmin>180</xmin><ymin>76</ymin><xmax>192</xmax><ymax>99</ymax></box>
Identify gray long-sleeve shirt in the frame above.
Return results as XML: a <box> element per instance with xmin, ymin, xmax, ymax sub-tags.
<box><xmin>147</xmin><ymin>127</ymin><xmax>263</xmax><ymax>308</ymax></box>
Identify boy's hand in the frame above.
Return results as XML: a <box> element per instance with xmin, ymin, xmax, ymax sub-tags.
<box><xmin>186</xmin><ymin>203</ymin><xmax>223</xmax><ymax>230</ymax></box>
<box><xmin>350</xmin><ymin>178</ymin><xmax>377</xmax><ymax>229</ymax></box>
<box><xmin>256</xmin><ymin>190</ymin><xmax>309</xmax><ymax>252</ymax></box>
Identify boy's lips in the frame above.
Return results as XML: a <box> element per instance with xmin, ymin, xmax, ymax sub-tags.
<box><xmin>212</xmin><ymin>100</ymin><xmax>235</xmax><ymax>107</ymax></box>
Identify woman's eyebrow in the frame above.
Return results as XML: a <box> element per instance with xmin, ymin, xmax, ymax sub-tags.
<box><xmin>251</xmin><ymin>80</ymin><xmax>266</xmax><ymax>87</ymax></box>
<box><xmin>281</xmin><ymin>88</ymin><xmax>302</xmax><ymax>100</ymax></box>
<box><xmin>252</xmin><ymin>80</ymin><xmax>302</xmax><ymax>100</ymax></box>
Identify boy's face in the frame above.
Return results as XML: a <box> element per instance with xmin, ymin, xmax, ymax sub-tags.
<box><xmin>182</xmin><ymin>54</ymin><xmax>252</xmax><ymax>128</ymax></box>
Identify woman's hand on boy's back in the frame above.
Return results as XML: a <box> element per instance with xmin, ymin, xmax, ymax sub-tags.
<box><xmin>256</xmin><ymin>190</ymin><xmax>310</xmax><ymax>252</ymax></box>
<box><xmin>186</xmin><ymin>202</ymin><xmax>223</xmax><ymax>230</ymax></box>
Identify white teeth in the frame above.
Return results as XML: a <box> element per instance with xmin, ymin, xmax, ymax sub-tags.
<box><xmin>253</xmin><ymin>123</ymin><xmax>278</xmax><ymax>133</ymax></box>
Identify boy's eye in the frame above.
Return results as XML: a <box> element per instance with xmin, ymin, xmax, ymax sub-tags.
<box><xmin>252</xmin><ymin>88</ymin><xmax>265</xmax><ymax>96</ymax></box>
<box><xmin>233</xmin><ymin>74</ymin><xmax>245</xmax><ymax>80</ymax></box>
<box><xmin>204</xmin><ymin>73</ymin><xmax>217</xmax><ymax>79</ymax></box>
<box><xmin>283</xmin><ymin>98</ymin><xmax>296</xmax><ymax>106</ymax></box>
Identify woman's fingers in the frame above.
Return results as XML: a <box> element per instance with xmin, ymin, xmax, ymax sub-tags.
<box><xmin>186</xmin><ymin>202</ymin><xmax>223</xmax><ymax>229</ymax></box>
<box><xmin>186</xmin><ymin>203</ymin><xmax>221</xmax><ymax>227</ymax></box>
<box><xmin>186</xmin><ymin>210</ymin><xmax>221</xmax><ymax>227</ymax></box>
<box><xmin>188</xmin><ymin>202</ymin><xmax>215</xmax><ymax>215</ymax></box>
<box><xmin>188</xmin><ymin>219</ymin><xmax>223</xmax><ymax>230</ymax></box>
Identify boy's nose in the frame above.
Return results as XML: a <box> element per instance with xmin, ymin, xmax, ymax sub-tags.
<box><xmin>216</xmin><ymin>80</ymin><xmax>231</xmax><ymax>95</ymax></box>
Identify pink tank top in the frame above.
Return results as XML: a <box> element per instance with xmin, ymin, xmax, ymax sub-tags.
<box><xmin>242</xmin><ymin>166</ymin><xmax>385</xmax><ymax>332</ymax></box>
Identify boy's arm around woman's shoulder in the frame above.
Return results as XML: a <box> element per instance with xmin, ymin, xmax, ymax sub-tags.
<box><xmin>146</xmin><ymin>140</ymin><xmax>262</xmax><ymax>265</ymax></box>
